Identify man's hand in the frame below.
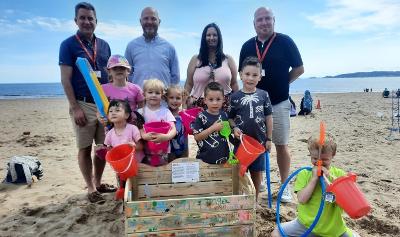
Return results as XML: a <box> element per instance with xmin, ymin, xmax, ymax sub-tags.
<box><xmin>71</xmin><ymin>105</ymin><xmax>87</xmax><ymax>126</ymax></box>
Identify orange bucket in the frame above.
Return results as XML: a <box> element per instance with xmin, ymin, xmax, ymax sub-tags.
<box><xmin>327</xmin><ymin>173</ymin><xmax>371</xmax><ymax>219</ymax></box>
<box><xmin>105</xmin><ymin>144</ymin><xmax>138</xmax><ymax>181</ymax></box>
<box><xmin>236</xmin><ymin>134</ymin><xmax>265</xmax><ymax>176</ymax></box>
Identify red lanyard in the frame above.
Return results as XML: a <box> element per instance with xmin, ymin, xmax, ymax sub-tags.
<box><xmin>75</xmin><ymin>34</ymin><xmax>97</xmax><ymax>68</ymax></box>
<box><xmin>255</xmin><ymin>32</ymin><xmax>276</xmax><ymax>63</ymax></box>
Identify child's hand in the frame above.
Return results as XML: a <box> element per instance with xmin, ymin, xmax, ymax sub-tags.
<box><xmin>233</xmin><ymin>127</ymin><xmax>242</xmax><ymax>139</ymax></box>
<box><xmin>311</xmin><ymin>166</ymin><xmax>319</xmax><ymax>180</ymax></box>
<box><xmin>142</xmin><ymin>132</ymin><xmax>156</xmax><ymax>141</ymax></box>
<box><xmin>151</xmin><ymin>133</ymin><xmax>168</xmax><ymax>143</ymax></box>
<box><xmin>321</xmin><ymin>166</ymin><xmax>330</xmax><ymax>179</ymax></box>
<box><xmin>265</xmin><ymin>141</ymin><xmax>272</xmax><ymax>152</ymax></box>
<box><xmin>210</xmin><ymin>120</ymin><xmax>223</xmax><ymax>133</ymax></box>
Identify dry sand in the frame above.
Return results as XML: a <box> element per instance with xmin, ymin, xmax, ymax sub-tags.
<box><xmin>0</xmin><ymin>93</ymin><xmax>399</xmax><ymax>236</ymax></box>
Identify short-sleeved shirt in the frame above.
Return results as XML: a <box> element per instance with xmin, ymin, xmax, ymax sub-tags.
<box><xmin>59</xmin><ymin>31</ymin><xmax>111</xmax><ymax>98</ymax></box>
<box><xmin>104</xmin><ymin>124</ymin><xmax>144</xmax><ymax>162</ymax></box>
<box><xmin>125</xmin><ymin>35</ymin><xmax>180</xmax><ymax>88</ymax></box>
<box><xmin>295</xmin><ymin>166</ymin><xmax>350</xmax><ymax>236</ymax></box>
<box><xmin>191</xmin><ymin>110</ymin><xmax>229</xmax><ymax>164</ymax></box>
<box><xmin>102</xmin><ymin>82</ymin><xmax>144</xmax><ymax>111</ymax></box>
<box><xmin>239</xmin><ymin>33</ymin><xmax>303</xmax><ymax>105</ymax></box>
<box><xmin>229</xmin><ymin>89</ymin><xmax>272</xmax><ymax>146</ymax></box>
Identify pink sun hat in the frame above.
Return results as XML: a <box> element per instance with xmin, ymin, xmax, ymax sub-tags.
<box><xmin>107</xmin><ymin>54</ymin><xmax>131</xmax><ymax>70</ymax></box>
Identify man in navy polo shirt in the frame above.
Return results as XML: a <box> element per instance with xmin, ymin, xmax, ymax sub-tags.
<box><xmin>59</xmin><ymin>2</ymin><xmax>113</xmax><ymax>203</ymax></box>
<box><xmin>239</xmin><ymin>7</ymin><xmax>304</xmax><ymax>203</ymax></box>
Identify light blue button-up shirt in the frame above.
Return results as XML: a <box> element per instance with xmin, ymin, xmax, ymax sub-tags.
<box><xmin>125</xmin><ymin>35</ymin><xmax>180</xmax><ymax>88</ymax></box>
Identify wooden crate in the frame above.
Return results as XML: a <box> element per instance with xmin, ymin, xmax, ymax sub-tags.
<box><xmin>124</xmin><ymin>158</ymin><xmax>256</xmax><ymax>237</ymax></box>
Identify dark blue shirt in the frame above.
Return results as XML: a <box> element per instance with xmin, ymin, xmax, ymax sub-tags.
<box><xmin>239</xmin><ymin>33</ymin><xmax>303</xmax><ymax>105</ymax></box>
<box><xmin>59</xmin><ymin>31</ymin><xmax>111</xmax><ymax>98</ymax></box>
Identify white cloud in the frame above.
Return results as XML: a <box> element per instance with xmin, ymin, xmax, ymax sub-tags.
<box><xmin>307</xmin><ymin>0</ymin><xmax>400</xmax><ymax>33</ymax></box>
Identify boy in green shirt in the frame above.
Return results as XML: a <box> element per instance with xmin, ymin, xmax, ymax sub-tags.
<box><xmin>271</xmin><ymin>133</ymin><xmax>360</xmax><ymax>237</ymax></box>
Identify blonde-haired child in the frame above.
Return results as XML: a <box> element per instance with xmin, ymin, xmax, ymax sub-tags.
<box><xmin>166</xmin><ymin>85</ymin><xmax>189</xmax><ymax>160</ymax></box>
<box><xmin>139</xmin><ymin>79</ymin><xmax>177</xmax><ymax>166</ymax></box>
<box><xmin>271</xmin><ymin>133</ymin><xmax>360</xmax><ymax>237</ymax></box>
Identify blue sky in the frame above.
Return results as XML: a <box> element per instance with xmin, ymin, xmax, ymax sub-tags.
<box><xmin>0</xmin><ymin>0</ymin><xmax>399</xmax><ymax>83</ymax></box>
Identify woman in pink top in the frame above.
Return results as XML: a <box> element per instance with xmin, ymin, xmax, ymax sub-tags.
<box><xmin>185</xmin><ymin>23</ymin><xmax>238</xmax><ymax>110</ymax></box>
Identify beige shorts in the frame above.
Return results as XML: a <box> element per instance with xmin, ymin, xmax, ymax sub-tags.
<box><xmin>70</xmin><ymin>101</ymin><xmax>105</xmax><ymax>149</ymax></box>
<box><xmin>272</xmin><ymin>99</ymin><xmax>291</xmax><ymax>145</ymax></box>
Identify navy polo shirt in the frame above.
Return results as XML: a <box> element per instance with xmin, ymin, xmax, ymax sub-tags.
<box><xmin>239</xmin><ymin>33</ymin><xmax>303</xmax><ymax>105</ymax></box>
<box><xmin>59</xmin><ymin>31</ymin><xmax>111</xmax><ymax>99</ymax></box>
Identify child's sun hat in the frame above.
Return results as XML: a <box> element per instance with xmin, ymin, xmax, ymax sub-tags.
<box><xmin>107</xmin><ymin>54</ymin><xmax>131</xmax><ymax>69</ymax></box>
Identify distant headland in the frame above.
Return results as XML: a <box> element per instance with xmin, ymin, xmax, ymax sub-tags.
<box><xmin>323</xmin><ymin>71</ymin><xmax>400</xmax><ymax>78</ymax></box>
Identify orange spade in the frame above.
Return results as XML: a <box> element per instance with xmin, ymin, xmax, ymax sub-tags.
<box><xmin>317</xmin><ymin>121</ymin><xmax>326</xmax><ymax>177</ymax></box>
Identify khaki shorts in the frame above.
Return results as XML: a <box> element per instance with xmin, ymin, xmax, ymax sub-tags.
<box><xmin>70</xmin><ymin>101</ymin><xmax>105</xmax><ymax>149</ymax></box>
<box><xmin>272</xmin><ymin>99</ymin><xmax>291</xmax><ymax>145</ymax></box>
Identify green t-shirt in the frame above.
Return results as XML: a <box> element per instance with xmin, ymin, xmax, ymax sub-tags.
<box><xmin>295</xmin><ymin>166</ymin><xmax>353</xmax><ymax>237</ymax></box>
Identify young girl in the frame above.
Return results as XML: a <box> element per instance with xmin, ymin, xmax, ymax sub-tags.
<box><xmin>102</xmin><ymin>54</ymin><xmax>144</xmax><ymax>126</ymax></box>
<box><xmin>139</xmin><ymin>79</ymin><xmax>177</xmax><ymax>166</ymax></box>
<box><xmin>166</xmin><ymin>85</ymin><xmax>188</xmax><ymax>160</ymax></box>
<box><xmin>104</xmin><ymin>99</ymin><xmax>144</xmax><ymax>200</ymax></box>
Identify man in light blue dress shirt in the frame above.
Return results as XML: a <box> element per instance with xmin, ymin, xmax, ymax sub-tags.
<box><xmin>125</xmin><ymin>7</ymin><xmax>180</xmax><ymax>88</ymax></box>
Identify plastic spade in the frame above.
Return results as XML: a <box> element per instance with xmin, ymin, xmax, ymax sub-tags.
<box><xmin>220</xmin><ymin>121</ymin><xmax>238</xmax><ymax>165</ymax></box>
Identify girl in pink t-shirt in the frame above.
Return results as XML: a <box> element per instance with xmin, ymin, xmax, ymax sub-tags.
<box><xmin>102</xmin><ymin>54</ymin><xmax>144</xmax><ymax>125</ymax></box>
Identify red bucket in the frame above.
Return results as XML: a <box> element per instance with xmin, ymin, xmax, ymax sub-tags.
<box><xmin>236</xmin><ymin>135</ymin><xmax>265</xmax><ymax>176</ymax></box>
<box><xmin>327</xmin><ymin>173</ymin><xmax>371</xmax><ymax>219</ymax></box>
<box><xmin>105</xmin><ymin>144</ymin><xmax>138</xmax><ymax>181</ymax></box>
<box><xmin>143</xmin><ymin>121</ymin><xmax>171</xmax><ymax>153</ymax></box>
<box><xmin>179</xmin><ymin>107</ymin><xmax>202</xmax><ymax>135</ymax></box>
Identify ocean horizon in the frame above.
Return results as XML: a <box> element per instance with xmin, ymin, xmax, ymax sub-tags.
<box><xmin>0</xmin><ymin>76</ymin><xmax>399</xmax><ymax>99</ymax></box>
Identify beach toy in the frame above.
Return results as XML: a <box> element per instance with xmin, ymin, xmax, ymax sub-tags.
<box><xmin>327</xmin><ymin>173</ymin><xmax>371</xmax><ymax>219</ymax></box>
<box><xmin>179</xmin><ymin>107</ymin><xmax>202</xmax><ymax>135</ymax></box>
<box><xmin>317</xmin><ymin>121</ymin><xmax>326</xmax><ymax>176</ymax></box>
<box><xmin>219</xmin><ymin>121</ymin><xmax>238</xmax><ymax>165</ymax></box>
<box><xmin>277</xmin><ymin>167</ymin><xmax>326</xmax><ymax>237</ymax></box>
<box><xmin>236</xmin><ymin>134</ymin><xmax>265</xmax><ymax>176</ymax></box>
<box><xmin>265</xmin><ymin>152</ymin><xmax>272</xmax><ymax>208</ymax></box>
<box><xmin>75</xmin><ymin>57</ymin><xmax>109</xmax><ymax>118</ymax></box>
<box><xmin>143</xmin><ymin>121</ymin><xmax>171</xmax><ymax>166</ymax></box>
<box><xmin>105</xmin><ymin>144</ymin><xmax>138</xmax><ymax>181</ymax></box>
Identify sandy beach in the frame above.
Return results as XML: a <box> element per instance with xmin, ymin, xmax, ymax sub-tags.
<box><xmin>0</xmin><ymin>93</ymin><xmax>399</xmax><ymax>237</ymax></box>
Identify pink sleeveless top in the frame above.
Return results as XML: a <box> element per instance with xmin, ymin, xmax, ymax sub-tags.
<box><xmin>190</xmin><ymin>59</ymin><xmax>232</xmax><ymax>98</ymax></box>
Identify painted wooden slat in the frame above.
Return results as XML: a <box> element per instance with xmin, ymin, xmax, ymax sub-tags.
<box><xmin>136</xmin><ymin>168</ymin><xmax>232</xmax><ymax>185</ymax></box>
<box><xmin>138</xmin><ymin>158</ymin><xmax>229</xmax><ymax>172</ymax></box>
<box><xmin>125</xmin><ymin>195</ymin><xmax>255</xmax><ymax>217</ymax></box>
<box><xmin>136</xmin><ymin>180</ymin><xmax>233</xmax><ymax>199</ymax></box>
<box><xmin>231</xmin><ymin>165</ymin><xmax>239</xmax><ymax>195</ymax></box>
<box><xmin>125</xmin><ymin>209</ymin><xmax>255</xmax><ymax>233</ymax></box>
<box><xmin>126</xmin><ymin>224</ymin><xmax>254</xmax><ymax>237</ymax></box>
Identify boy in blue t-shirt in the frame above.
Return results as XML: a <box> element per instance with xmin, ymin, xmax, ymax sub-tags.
<box><xmin>271</xmin><ymin>133</ymin><xmax>360</xmax><ymax>237</ymax></box>
<box><xmin>228</xmin><ymin>56</ymin><xmax>273</xmax><ymax>200</ymax></box>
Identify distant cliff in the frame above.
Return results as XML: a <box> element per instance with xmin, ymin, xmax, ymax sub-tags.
<box><xmin>324</xmin><ymin>71</ymin><xmax>400</xmax><ymax>78</ymax></box>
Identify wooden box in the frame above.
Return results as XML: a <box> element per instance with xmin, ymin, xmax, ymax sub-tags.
<box><xmin>124</xmin><ymin>158</ymin><xmax>256</xmax><ymax>237</ymax></box>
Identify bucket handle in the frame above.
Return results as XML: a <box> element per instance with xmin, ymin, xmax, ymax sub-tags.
<box><xmin>119</xmin><ymin>151</ymin><xmax>134</xmax><ymax>174</ymax></box>
<box><xmin>239</xmin><ymin>134</ymin><xmax>262</xmax><ymax>155</ymax></box>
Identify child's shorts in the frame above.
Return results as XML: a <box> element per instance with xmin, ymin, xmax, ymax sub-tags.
<box><xmin>278</xmin><ymin>218</ymin><xmax>358</xmax><ymax>237</ymax></box>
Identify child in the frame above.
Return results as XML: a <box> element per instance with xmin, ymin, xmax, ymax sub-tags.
<box><xmin>104</xmin><ymin>100</ymin><xmax>144</xmax><ymax>200</ymax></box>
<box><xmin>271</xmin><ymin>133</ymin><xmax>360</xmax><ymax>237</ymax></box>
<box><xmin>102</xmin><ymin>54</ymin><xmax>145</xmax><ymax>126</ymax></box>
<box><xmin>228</xmin><ymin>56</ymin><xmax>273</xmax><ymax>201</ymax></box>
<box><xmin>139</xmin><ymin>79</ymin><xmax>177</xmax><ymax>166</ymax></box>
<box><xmin>298</xmin><ymin>90</ymin><xmax>313</xmax><ymax>116</ymax></box>
<box><xmin>191</xmin><ymin>82</ymin><xmax>229</xmax><ymax>164</ymax></box>
<box><xmin>166</xmin><ymin>85</ymin><xmax>189</xmax><ymax>160</ymax></box>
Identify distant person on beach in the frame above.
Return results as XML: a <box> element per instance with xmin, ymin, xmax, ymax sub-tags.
<box><xmin>185</xmin><ymin>23</ymin><xmax>239</xmax><ymax>111</ymax></box>
<box><xmin>382</xmin><ymin>88</ymin><xmax>390</xmax><ymax>98</ymax></box>
<box><xmin>298</xmin><ymin>90</ymin><xmax>313</xmax><ymax>116</ymax></box>
<box><xmin>271</xmin><ymin>133</ymin><xmax>360</xmax><ymax>237</ymax></box>
<box><xmin>125</xmin><ymin>7</ymin><xmax>180</xmax><ymax>88</ymax></box>
<box><xmin>228</xmin><ymin>56</ymin><xmax>273</xmax><ymax>201</ymax></box>
<box><xmin>59</xmin><ymin>2</ymin><xmax>115</xmax><ymax>204</ymax></box>
<box><xmin>239</xmin><ymin>7</ymin><xmax>304</xmax><ymax>202</ymax></box>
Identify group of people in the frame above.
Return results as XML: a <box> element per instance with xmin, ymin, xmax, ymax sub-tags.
<box><xmin>59</xmin><ymin>2</ymin><xmax>359</xmax><ymax>236</ymax></box>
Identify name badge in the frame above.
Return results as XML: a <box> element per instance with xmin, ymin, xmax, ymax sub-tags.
<box><xmin>94</xmin><ymin>70</ymin><xmax>101</xmax><ymax>78</ymax></box>
<box><xmin>325</xmin><ymin>192</ymin><xmax>335</xmax><ymax>203</ymax></box>
<box><xmin>262</xmin><ymin>69</ymin><xmax>266</xmax><ymax>77</ymax></box>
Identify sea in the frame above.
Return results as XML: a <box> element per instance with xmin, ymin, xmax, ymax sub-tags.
<box><xmin>0</xmin><ymin>77</ymin><xmax>400</xmax><ymax>99</ymax></box>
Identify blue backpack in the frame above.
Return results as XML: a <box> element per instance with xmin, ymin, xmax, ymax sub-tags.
<box><xmin>302</xmin><ymin>90</ymin><xmax>313</xmax><ymax>113</ymax></box>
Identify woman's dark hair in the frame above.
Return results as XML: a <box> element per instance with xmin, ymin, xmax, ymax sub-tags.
<box><xmin>75</xmin><ymin>2</ymin><xmax>96</xmax><ymax>18</ymax></box>
<box><xmin>107</xmin><ymin>99</ymin><xmax>132</xmax><ymax>122</ymax></box>
<box><xmin>198</xmin><ymin>23</ymin><xmax>226</xmax><ymax>68</ymax></box>
<box><xmin>240</xmin><ymin>56</ymin><xmax>261</xmax><ymax>72</ymax></box>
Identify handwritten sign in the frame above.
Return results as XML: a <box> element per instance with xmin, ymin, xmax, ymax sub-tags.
<box><xmin>172</xmin><ymin>162</ymin><xmax>200</xmax><ymax>183</ymax></box>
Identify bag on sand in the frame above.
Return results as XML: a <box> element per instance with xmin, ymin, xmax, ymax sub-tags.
<box><xmin>299</xmin><ymin>90</ymin><xmax>313</xmax><ymax>115</ymax></box>
<box><xmin>5</xmin><ymin>156</ymin><xmax>43</xmax><ymax>184</ymax></box>
<box><xmin>289</xmin><ymin>96</ymin><xmax>297</xmax><ymax>117</ymax></box>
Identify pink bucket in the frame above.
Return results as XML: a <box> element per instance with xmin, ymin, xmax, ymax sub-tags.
<box><xmin>143</xmin><ymin>121</ymin><xmax>171</xmax><ymax>154</ymax></box>
<box><xmin>179</xmin><ymin>107</ymin><xmax>202</xmax><ymax>135</ymax></box>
